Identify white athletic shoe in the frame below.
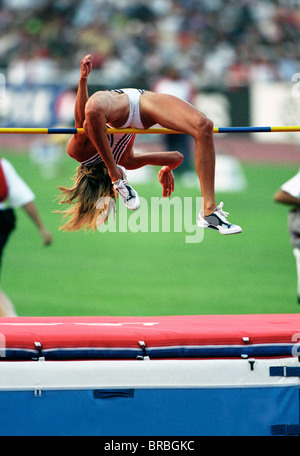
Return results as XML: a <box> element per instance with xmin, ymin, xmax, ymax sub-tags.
<box><xmin>197</xmin><ymin>202</ymin><xmax>242</xmax><ymax>235</ymax></box>
<box><xmin>113</xmin><ymin>165</ymin><xmax>140</xmax><ymax>210</ymax></box>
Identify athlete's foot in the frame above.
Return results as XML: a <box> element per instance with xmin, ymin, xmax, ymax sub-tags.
<box><xmin>197</xmin><ymin>202</ymin><xmax>242</xmax><ymax>235</ymax></box>
<box><xmin>113</xmin><ymin>165</ymin><xmax>140</xmax><ymax>210</ymax></box>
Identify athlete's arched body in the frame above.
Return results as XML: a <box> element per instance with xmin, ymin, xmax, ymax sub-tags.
<box><xmin>58</xmin><ymin>54</ymin><xmax>241</xmax><ymax>235</ymax></box>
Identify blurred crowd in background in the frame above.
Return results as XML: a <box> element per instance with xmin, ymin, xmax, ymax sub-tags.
<box><xmin>0</xmin><ymin>0</ymin><xmax>299</xmax><ymax>89</ymax></box>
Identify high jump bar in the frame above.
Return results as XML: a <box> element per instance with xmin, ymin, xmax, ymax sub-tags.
<box><xmin>0</xmin><ymin>126</ymin><xmax>300</xmax><ymax>134</ymax></box>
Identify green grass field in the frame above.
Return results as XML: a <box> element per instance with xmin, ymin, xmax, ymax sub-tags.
<box><xmin>1</xmin><ymin>150</ymin><xmax>299</xmax><ymax>317</ymax></box>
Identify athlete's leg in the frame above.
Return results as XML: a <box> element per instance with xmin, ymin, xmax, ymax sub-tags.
<box><xmin>293</xmin><ymin>248</ymin><xmax>300</xmax><ymax>303</ymax></box>
<box><xmin>0</xmin><ymin>288</ymin><xmax>17</xmax><ymax>317</ymax></box>
<box><xmin>84</xmin><ymin>91</ymin><xmax>127</xmax><ymax>182</ymax></box>
<box><xmin>84</xmin><ymin>91</ymin><xmax>140</xmax><ymax>210</ymax></box>
<box><xmin>140</xmin><ymin>92</ymin><xmax>216</xmax><ymax>215</ymax></box>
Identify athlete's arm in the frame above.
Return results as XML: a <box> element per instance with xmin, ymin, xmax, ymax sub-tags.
<box><xmin>120</xmin><ymin>147</ymin><xmax>183</xmax><ymax>197</ymax></box>
<box><xmin>274</xmin><ymin>189</ymin><xmax>300</xmax><ymax>206</ymax></box>
<box><xmin>67</xmin><ymin>54</ymin><xmax>93</xmax><ymax>156</ymax></box>
<box><xmin>120</xmin><ymin>149</ymin><xmax>183</xmax><ymax>170</ymax></box>
<box><xmin>74</xmin><ymin>54</ymin><xmax>92</xmax><ymax>128</ymax></box>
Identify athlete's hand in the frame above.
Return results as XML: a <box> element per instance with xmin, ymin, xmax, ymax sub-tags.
<box><xmin>80</xmin><ymin>54</ymin><xmax>93</xmax><ymax>79</ymax></box>
<box><xmin>158</xmin><ymin>166</ymin><xmax>175</xmax><ymax>198</ymax></box>
<box><xmin>39</xmin><ymin>227</ymin><xmax>53</xmax><ymax>246</ymax></box>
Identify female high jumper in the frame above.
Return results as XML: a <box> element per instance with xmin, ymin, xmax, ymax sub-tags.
<box><xmin>57</xmin><ymin>54</ymin><xmax>242</xmax><ymax>235</ymax></box>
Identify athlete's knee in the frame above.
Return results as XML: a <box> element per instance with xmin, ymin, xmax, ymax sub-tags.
<box><xmin>192</xmin><ymin>114</ymin><xmax>214</xmax><ymax>140</ymax></box>
<box><xmin>85</xmin><ymin>95</ymin><xmax>107</xmax><ymax>124</ymax></box>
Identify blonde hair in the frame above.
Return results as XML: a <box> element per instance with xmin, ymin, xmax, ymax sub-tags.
<box><xmin>56</xmin><ymin>163</ymin><xmax>117</xmax><ymax>231</ymax></box>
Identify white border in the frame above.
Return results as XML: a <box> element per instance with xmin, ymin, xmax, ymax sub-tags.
<box><xmin>0</xmin><ymin>358</ymin><xmax>299</xmax><ymax>391</ymax></box>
